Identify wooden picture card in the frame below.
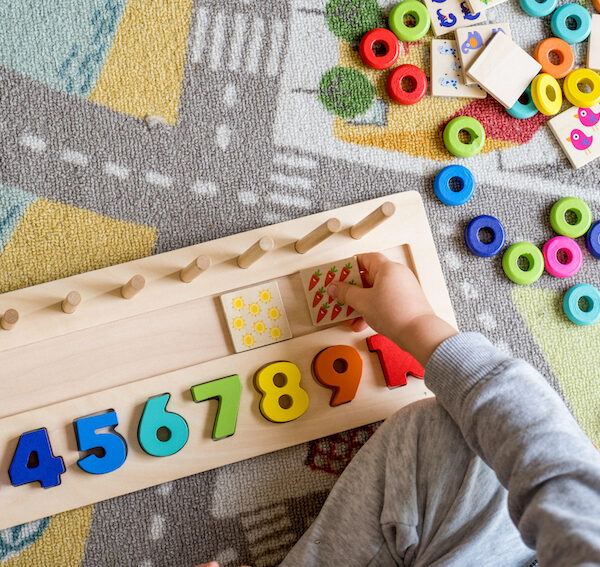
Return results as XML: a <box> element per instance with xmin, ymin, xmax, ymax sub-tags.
<box><xmin>588</xmin><ymin>14</ymin><xmax>600</xmax><ymax>71</ymax></box>
<box><xmin>466</xmin><ymin>32</ymin><xmax>541</xmax><ymax>108</ymax></box>
<box><xmin>422</xmin><ymin>0</ymin><xmax>486</xmax><ymax>37</ymax></box>
<box><xmin>465</xmin><ymin>0</ymin><xmax>509</xmax><ymax>13</ymax></box>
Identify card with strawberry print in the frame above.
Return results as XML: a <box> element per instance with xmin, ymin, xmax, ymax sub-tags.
<box><xmin>299</xmin><ymin>256</ymin><xmax>363</xmax><ymax>326</ymax></box>
<box><xmin>220</xmin><ymin>281</ymin><xmax>292</xmax><ymax>353</ymax></box>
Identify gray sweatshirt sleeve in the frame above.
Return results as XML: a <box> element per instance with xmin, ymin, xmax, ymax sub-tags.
<box><xmin>425</xmin><ymin>332</ymin><xmax>600</xmax><ymax>566</ymax></box>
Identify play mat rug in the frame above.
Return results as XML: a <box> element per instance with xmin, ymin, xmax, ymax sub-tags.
<box><xmin>0</xmin><ymin>0</ymin><xmax>599</xmax><ymax>565</ymax></box>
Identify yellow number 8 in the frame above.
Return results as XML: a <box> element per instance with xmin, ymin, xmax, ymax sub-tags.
<box><xmin>254</xmin><ymin>361</ymin><xmax>309</xmax><ymax>423</ymax></box>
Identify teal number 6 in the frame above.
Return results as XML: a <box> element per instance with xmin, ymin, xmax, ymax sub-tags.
<box><xmin>137</xmin><ymin>393</ymin><xmax>189</xmax><ymax>457</ymax></box>
<box><xmin>190</xmin><ymin>375</ymin><xmax>242</xmax><ymax>440</ymax></box>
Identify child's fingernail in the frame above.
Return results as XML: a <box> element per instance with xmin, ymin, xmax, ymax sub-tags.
<box><xmin>328</xmin><ymin>284</ymin><xmax>338</xmax><ymax>297</ymax></box>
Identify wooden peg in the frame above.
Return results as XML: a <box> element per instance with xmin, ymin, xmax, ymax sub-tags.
<box><xmin>295</xmin><ymin>218</ymin><xmax>341</xmax><ymax>254</ymax></box>
<box><xmin>1</xmin><ymin>309</ymin><xmax>19</xmax><ymax>330</ymax></box>
<box><xmin>180</xmin><ymin>255</ymin><xmax>211</xmax><ymax>283</ymax></box>
<box><xmin>61</xmin><ymin>291</ymin><xmax>81</xmax><ymax>314</ymax></box>
<box><xmin>350</xmin><ymin>202</ymin><xmax>396</xmax><ymax>239</ymax></box>
<box><xmin>237</xmin><ymin>236</ymin><xmax>274</xmax><ymax>269</ymax></box>
<box><xmin>121</xmin><ymin>275</ymin><xmax>146</xmax><ymax>299</ymax></box>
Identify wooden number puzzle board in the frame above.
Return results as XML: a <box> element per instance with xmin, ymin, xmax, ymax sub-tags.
<box><xmin>0</xmin><ymin>191</ymin><xmax>456</xmax><ymax>530</ymax></box>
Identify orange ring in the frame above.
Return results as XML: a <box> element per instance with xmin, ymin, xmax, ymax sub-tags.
<box><xmin>533</xmin><ymin>38</ymin><xmax>574</xmax><ymax>79</ymax></box>
<box><xmin>594</xmin><ymin>0</ymin><xmax>600</xmax><ymax>12</ymax></box>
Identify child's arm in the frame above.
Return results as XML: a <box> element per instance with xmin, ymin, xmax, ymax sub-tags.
<box><xmin>330</xmin><ymin>253</ymin><xmax>600</xmax><ymax>566</ymax></box>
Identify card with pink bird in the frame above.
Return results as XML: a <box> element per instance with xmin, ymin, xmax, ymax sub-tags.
<box><xmin>549</xmin><ymin>104</ymin><xmax>600</xmax><ymax>169</ymax></box>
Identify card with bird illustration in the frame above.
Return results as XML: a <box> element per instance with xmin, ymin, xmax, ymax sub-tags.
<box><xmin>549</xmin><ymin>104</ymin><xmax>600</xmax><ymax>169</ymax></box>
<box><xmin>300</xmin><ymin>257</ymin><xmax>363</xmax><ymax>326</ymax></box>
<box><xmin>221</xmin><ymin>282</ymin><xmax>292</xmax><ymax>353</ymax></box>
<box><xmin>422</xmin><ymin>0</ymin><xmax>486</xmax><ymax>37</ymax></box>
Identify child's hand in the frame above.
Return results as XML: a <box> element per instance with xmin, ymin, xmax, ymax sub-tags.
<box><xmin>328</xmin><ymin>253</ymin><xmax>457</xmax><ymax>367</ymax></box>
<box><xmin>197</xmin><ymin>562</ymin><xmax>250</xmax><ymax>567</ymax></box>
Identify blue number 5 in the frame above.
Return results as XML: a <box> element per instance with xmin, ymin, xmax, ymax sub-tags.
<box><xmin>74</xmin><ymin>410</ymin><xmax>128</xmax><ymax>474</ymax></box>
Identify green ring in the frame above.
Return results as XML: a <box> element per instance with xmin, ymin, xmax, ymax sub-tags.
<box><xmin>443</xmin><ymin>116</ymin><xmax>486</xmax><ymax>158</ymax></box>
<box><xmin>502</xmin><ymin>242</ymin><xmax>544</xmax><ymax>285</ymax></box>
<box><xmin>388</xmin><ymin>0</ymin><xmax>431</xmax><ymax>42</ymax></box>
<box><xmin>550</xmin><ymin>196</ymin><xmax>592</xmax><ymax>238</ymax></box>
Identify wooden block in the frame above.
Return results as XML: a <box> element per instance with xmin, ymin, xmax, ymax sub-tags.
<box><xmin>0</xmin><ymin>308</ymin><xmax>19</xmax><ymax>330</ymax></box>
<box><xmin>237</xmin><ymin>236</ymin><xmax>274</xmax><ymax>269</ymax></box>
<box><xmin>455</xmin><ymin>23</ymin><xmax>511</xmax><ymax>85</ymax></box>
<box><xmin>61</xmin><ymin>291</ymin><xmax>81</xmax><ymax>314</ymax></box>
<box><xmin>588</xmin><ymin>15</ymin><xmax>600</xmax><ymax>71</ymax></box>
<box><xmin>295</xmin><ymin>218</ymin><xmax>341</xmax><ymax>253</ymax></box>
<box><xmin>299</xmin><ymin>256</ymin><xmax>363</xmax><ymax>326</ymax></box>
<box><xmin>465</xmin><ymin>0</ymin><xmax>508</xmax><ymax>13</ymax></box>
<box><xmin>350</xmin><ymin>202</ymin><xmax>396</xmax><ymax>239</ymax></box>
<box><xmin>180</xmin><ymin>255</ymin><xmax>211</xmax><ymax>283</ymax></box>
<box><xmin>121</xmin><ymin>275</ymin><xmax>145</xmax><ymax>299</ymax></box>
<box><xmin>220</xmin><ymin>281</ymin><xmax>292</xmax><ymax>352</ymax></box>
<box><xmin>466</xmin><ymin>33</ymin><xmax>541</xmax><ymax>108</ymax></box>
<box><xmin>430</xmin><ymin>39</ymin><xmax>487</xmax><ymax>99</ymax></box>
<box><xmin>312</xmin><ymin>345</ymin><xmax>363</xmax><ymax>406</ymax></box>
<box><xmin>548</xmin><ymin>104</ymin><xmax>600</xmax><ymax>169</ymax></box>
<box><xmin>422</xmin><ymin>0</ymin><xmax>486</xmax><ymax>37</ymax></box>
<box><xmin>366</xmin><ymin>334</ymin><xmax>424</xmax><ymax>388</ymax></box>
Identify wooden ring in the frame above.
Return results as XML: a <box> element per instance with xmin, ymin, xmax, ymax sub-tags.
<box><xmin>533</xmin><ymin>38</ymin><xmax>574</xmax><ymax>79</ymax></box>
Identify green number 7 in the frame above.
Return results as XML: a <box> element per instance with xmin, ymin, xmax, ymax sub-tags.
<box><xmin>190</xmin><ymin>375</ymin><xmax>242</xmax><ymax>440</ymax></box>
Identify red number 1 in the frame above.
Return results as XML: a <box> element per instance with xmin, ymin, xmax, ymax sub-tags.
<box><xmin>366</xmin><ymin>334</ymin><xmax>424</xmax><ymax>388</ymax></box>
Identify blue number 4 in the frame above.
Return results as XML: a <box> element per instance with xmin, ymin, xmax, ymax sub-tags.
<box><xmin>9</xmin><ymin>428</ymin><xmax>65</xmax><ymax>488</ymax></box>
<box><xmin>74</xmin><ymin>410</ymin><xmax>128</xmax><ymax>474</ymax></box>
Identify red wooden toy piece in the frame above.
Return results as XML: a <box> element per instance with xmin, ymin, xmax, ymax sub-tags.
<box><xmin>359</xmin><ymin>28</ymin><xmax>400</xmax><ymax>70</ymax></box>
<box><xmin>386</xmin><ymin>64</ymin><xmax>427</xmax><ymax>105</ymax></box>
<box><xmin>312</xmin><ymin>345</ymin><xmax>363</xmax><ymax>406</ymax></box>
<box><xmin>366</xmin><ymin>334</ymin><xmax>424</xmax><ymax>388</ymax></box>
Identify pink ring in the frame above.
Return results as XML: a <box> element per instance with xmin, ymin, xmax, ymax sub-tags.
<box><xmin>542</xmin><ymin>236</ymin><xmax>583</xmax><ymax>278</ymax></box>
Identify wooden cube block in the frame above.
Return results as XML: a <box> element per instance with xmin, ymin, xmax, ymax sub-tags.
<box><xmin>422</xmin><ymin>0</ymin><xmax>486</xmax><ymax>37</ymax></box>
<box><xmin>455</xmin><ymin>23</ymin><xmax>511</xmax><ymax>85</ymax></box>
<box><xmin>466</xmin><ymin>33</ymin><xmax>541</xmax><ymax>108</ymax></box>
<box><xmin>300</xmin><ymin>257</ymin><xmax>363</xmax><ymax>326</ymax></box>
<box><xmin>220</xmin><ymin>281</ymin><xmax>292</xmax><ymax>352</ymax></box>
<box><xmin>548</xmin><ymin>104</ymin><xmax>600</xmax><ymax>169</ymax></box>
<box><xmin>465</xmin><ymin>0</ymin><xmax>509</xmax><ymax>13</ymax></box>
<box><xmin>588</xmin><ymin>14</ymin><xmax>600</xmax><ymax>71</ymax></box>
<box><xmin>431</xmin><ymin>39</ymin><xmax>487</xmax><ymax>98</ymax></box>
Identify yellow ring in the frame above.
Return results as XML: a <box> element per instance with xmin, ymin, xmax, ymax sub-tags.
<box><xmin>531</xmin><ymin>73</ymin><xmax>562</xmax><ymax>115</ymax></box>
<box><xmin>563</xmin><ymin>68</ymin><xmax>600</xmax><ymax>108</ymax></box>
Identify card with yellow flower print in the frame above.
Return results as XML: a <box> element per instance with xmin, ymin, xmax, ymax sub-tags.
<box><xmin>220</xmin><ymin>281</ymin><xmax>292</xmax><ymax>352</ymax></box>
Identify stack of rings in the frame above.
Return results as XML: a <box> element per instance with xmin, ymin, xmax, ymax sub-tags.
<box><xmin>550</xmin><ymin>4</ymin><xmax>591</xmax><ymax>44</ymax></box>
<box><xmin>563</xmin><ymin>68</ymin><xmax>600</xmax><ymax>108</ymax></box>
<box><xmin>386</xmin><ymin>64</ymin><xmax>427</xmax><ymax>105</ymax></box>
<box><xmin>388</xmin><ymin>0</ymin><xmax>430</xmax><ymax>42</ymax></box>
<box><xmin>464</xmin><ymin>215</ymin><xmax>506</xmax><ymax>257</ymax></box>
<box><xmin>443</xmin><ymin>117</ymin><xmax>486</xmax><ymax>157</ymax></box>
<box><xmin>502</xmin><ymin>242</ymin><xmax>545</xmax><ymax>285</ymax></box>
<box><xmin>533</xmin><ymin>38</ymin><xmax>574</xmax><ymax>79</ymax></box>
<box><xmin>359</xmin><ymin>28</ymin><xmax>400</xmax><ymax>70</ymax></box>
<box><xmin>586</xmin><ymin>221</ymin><xmax>600</xmax><ymax>259</ymax></box>
<box><xmin>531</xmin><ymin>73</ymin><xmax>562</xmax><ymax>115</ymax></box>
<box><xmin>563</xmin><ymin>283</ymin><xmax>600</xmax><ymax>325</ymax></box>
<box><xmin>507</xmin><ymin>85</ymin><xmax>539</xmax><ymax>119</ymax></box>
<box><xmin>434</xmin><ymin>165</ymin><xmax>475</xmax><ymax>206</ymax></box>
<box><xmin>542</xmin><ymin>236</ymin><xmax>583</xmax><ymax>278</ymax></box>
<box><xmin>550</xmin><ymin>196</ymin><xmax>592</xmax><ymax>238</ymax></box>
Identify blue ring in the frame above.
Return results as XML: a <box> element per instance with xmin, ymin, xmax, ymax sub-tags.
<box><xmin>506</xmin><ymin>85</ymin><xmax>539</xmax><ymax>119</ymax></box>
<box><xmin>586</xmin><ymin>220</ymin><xmax>600</xmax><ymax>259</ymax></box>
<box><xmin>551</xmin><ymin>4</ymin><xmax>591</xmax><ymax>44</ymax></box>
<box><xmin>563</xmin><ymin>283</ymin><xmax>600</xmax><ymax>325</ymax></box>
<box><xmin>464</xmin><ymin>215</ymin><xmax>506</xmax><ymax>257</ymax></box>
<box><xmin>519</xmin><ymin>0</ymin><xmax>557</xmax><ymax>17</ymax></box>
<box><xmin>433</xmin><ymin>165</ymin><xmax>475</xmax><ymax>206</ymax></box>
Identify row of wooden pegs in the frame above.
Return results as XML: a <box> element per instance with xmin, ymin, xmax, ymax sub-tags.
<box><xmin>0</xmin><ymin>202</ymin><xmax>395</xmax><ymax>331</ymax></box>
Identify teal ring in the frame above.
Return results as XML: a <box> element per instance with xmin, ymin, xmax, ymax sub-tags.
<box><xmin>551</xmin><ymin>4</ymin><xmax>591</xmax><ymax>44</ymax></box>
<box><xmin>563</xmin><ymin>283</ymin><xmax>600</xmax><ymax>325</ymax></box>
<box><xmin>506</xmin><ymin>85</ymin><xmax>539</xmax><ymax>119</ymax></box>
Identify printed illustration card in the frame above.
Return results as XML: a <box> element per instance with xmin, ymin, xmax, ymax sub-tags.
<box><xmin>455</xmin><ymin>23</ymin><xmax>511</xmax><ymax>84</ymax></box>
<box><xmin>465</xmin><ymin>0</ymin><xmax>509</xmax><ymax>14</ymax></box>
<box><xmin>221</xmin><ymin>282</ymin><xmax>292</xmax><ymax>352</ymax></box>
<box><xmin>431</xmin><ymin>39</ymin><xmax>487</xmax><ymax>98</ymax></box>
<box><xmin>422</xmin><ymin>0</ymin><xmax>486</xmax><ymax>37</ymax></box>
<box><xmin>300</xmin><ymin>257</ymin><xmax>363</xmax><ymax>326</ymax></box>
<box><xmin>548</xmin><ymin>104</ymin><xmax>600</xmax><ymax>169</ymax></box>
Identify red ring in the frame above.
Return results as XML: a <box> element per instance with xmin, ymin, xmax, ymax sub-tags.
<box><xmin>386</xmin><ymin>64</ymin><xmax>427</xmax><ymax>105</ymax></box>
<box><xmin>359</xmin><ymin>28</ymin><xmax>400</xmax><ymax>70</ymax></box>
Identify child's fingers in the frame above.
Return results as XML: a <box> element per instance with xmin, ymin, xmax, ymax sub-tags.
<box><xmin>357</xmin><ymin>252</ymin><xmax>388</xmax><ymax>286</ymax></box>
<box><xmin>350</xmin><ymin>317</ymin><xmax>368</xmax><ymax>332</ymax></box>
<box><xmin>196</xmin><ymin>563</ymin><xmax>219</xmax><ymax>567</ymax></box>
<box><xmin>328</xmin><ymin>282</ymin><xmax>367</xmax><ymax>312</ymax></box>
